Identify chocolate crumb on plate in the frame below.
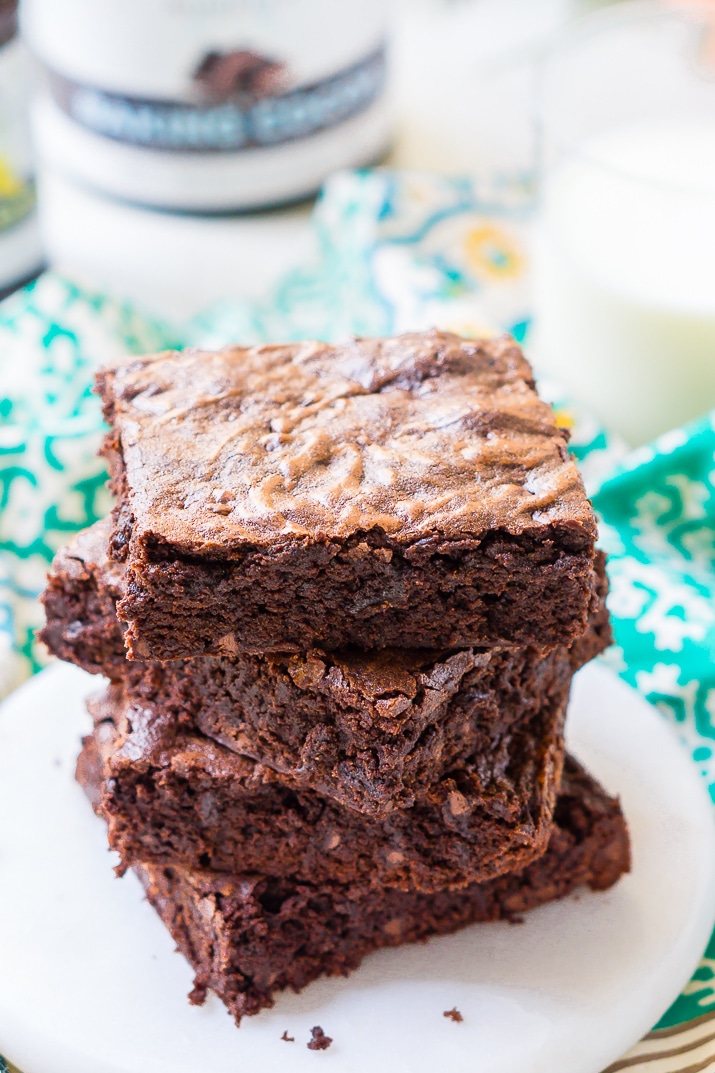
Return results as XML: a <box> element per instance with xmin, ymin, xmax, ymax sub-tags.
<box><xmin>307</xmin><ymin>1026</ymin><xmax>333</xmax><ymax>1051</ymax></box>
<box><xmin>444</xmin><ymin>1007</ymin><xmax>464</xmax><ymax>1023</ymax></box>
<box><xmin>281</xmin><ymin>1030</ymin><xmax>295</xmax><ymax>1042</ymax></box>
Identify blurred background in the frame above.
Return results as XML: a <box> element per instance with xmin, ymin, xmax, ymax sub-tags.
<box><xmin>8</xmin><ymin>0</ymin><xmax>602</xmax><ymax>310</ymax></box>
<box><xmin>3</xmin><ymin>0</ymin><xmax>714</xmax><ymax>447</ymax></box>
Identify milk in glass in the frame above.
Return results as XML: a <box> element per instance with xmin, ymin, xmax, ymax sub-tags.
<box><xmin>534</xmin><ymin>118</ymin><xmax>715</xmax><ymax>445</ymax></box>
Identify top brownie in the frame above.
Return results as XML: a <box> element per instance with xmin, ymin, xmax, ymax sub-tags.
<box><xmin>98</xmin><ymin>331</ymin><xmax>597</xmax><ymax>660</ymax></box>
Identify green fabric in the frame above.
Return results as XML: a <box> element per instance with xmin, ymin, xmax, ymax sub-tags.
<box><xmin>594</xmin><ymin>420</ymin><xmax>715</xmax><ymax>809</ymax></box>
<box><xmin>0</xmin><ymin>273</ymin><xmax>177</xmax><ymax>693</ymax></box>
<box><xmin>590</xmin><ymin>418</ymin><xmax>715</xmax><ymax>1034</ymax></box>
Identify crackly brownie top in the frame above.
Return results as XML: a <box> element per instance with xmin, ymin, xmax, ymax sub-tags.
<box><xmin>98</xmin><ymin>331</ymin><xmax>596</xmax><ymax>549</ymax></box>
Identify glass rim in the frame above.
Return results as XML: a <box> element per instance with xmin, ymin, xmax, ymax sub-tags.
<box><xmin>534</xmin><ymin>0</ymin><xmax>715</xmax><ymax>198</ymax></box>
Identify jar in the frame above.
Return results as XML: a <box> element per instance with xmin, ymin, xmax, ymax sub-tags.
<box><xmin>0</xmin><ymin>0</ymin><xmax>43</xmax><ymax>293</ymax></box>
<box><xmin>23</xmin><ymin>0</ymin><xmax>392</xmax><ymax>212</ymax></box>
<box><xmin>531</xmin><ymin>2</ymin><xmax>715</xmax><ymax>445</ymax></box>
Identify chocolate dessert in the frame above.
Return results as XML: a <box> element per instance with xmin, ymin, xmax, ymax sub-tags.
<box><xmin>97</xmin><ymin>332</ymin><xmax>598</xmax><ymax>659</ymax></box>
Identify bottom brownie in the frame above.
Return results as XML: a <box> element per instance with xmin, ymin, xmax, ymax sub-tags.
<box><xmin>79</xmin><ymin>750</ymin><xmax>630</xmax><ymax>1025</ymax></box>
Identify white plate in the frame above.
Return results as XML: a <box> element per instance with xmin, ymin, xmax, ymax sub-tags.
<box><xmin>0</xmin><ymin>661</ymin><xmax>713</xmax><ymax>1073</ymax></box>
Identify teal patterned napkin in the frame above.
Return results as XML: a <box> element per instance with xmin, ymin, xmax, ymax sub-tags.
<box><xmin>594</xmin><ymin>420</ymin><xmax>715</xmax><ymax>803</ymax></box>
<box><xmin>189</xmin><ymin>170</ymin><xmax>534</xmax><ymax>347</ymax></box>
<box><xmin>1</xmin><ymin>168</ymin><xmax>714</xmax><ymax>1071</ymax></box>
<box><xmin>0</xmin><ymin>273</ymin><xmax>176</xmax><ymax>693</ymax></box>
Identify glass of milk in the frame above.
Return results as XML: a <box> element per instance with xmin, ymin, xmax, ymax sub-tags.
<box><xmin>531</xmin><ymin>2</ymin><xmax>715</xmax><ymax>446</ymax></box>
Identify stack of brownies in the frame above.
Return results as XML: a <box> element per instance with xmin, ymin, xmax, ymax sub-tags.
<box><xmin>41</xmin><ymin>331</ymin><xmax>630</xmax><ymax>1024</ymax></box>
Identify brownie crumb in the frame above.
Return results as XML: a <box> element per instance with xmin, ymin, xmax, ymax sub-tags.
<box><xmin>188</xmin><ymin>980</ymin><xmax>207</xmax><ymax>1007</ymax></box>
<box><xmin>443</xmin><ymin>1007</ymin><xmax>463</xmax><ymax>1023</ymax></box>
<box><xmin>281</xmin><ymin>1031</ymin><xmax>295</xmax><ymax>1042</ymax></box>
<box><xmin>307</xmin><ymin>1026</ymin><xmax>333</xmax><ymax>1050</ymax></box>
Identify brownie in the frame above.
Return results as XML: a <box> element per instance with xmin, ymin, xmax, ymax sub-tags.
<box><xmin>0</xmin><ymin>0</ymin><xmax>16</xmax><ymax>46</ymax></box>
<box><xmin>41</xmin><ymin>522</ymin><xmax>127</xmax><ymax>679</ymax></box>
<box><xmin>80</xmin><ymin>677</ymin><xmax>567</xmax><ymax>892</ymax></box>
<box><xmin>96</xmin><ymin>331</ymin><xmax>598</xmax><ymax>659</ymax></box>
<box><xmin>42</xmin><ymin>520</ymin><xmax>610</xmax><ymax>815</ymax></box>
<box><xmin>78</xmin><ymin>743</ymin><xmax>630</xmax><ymax>1025</ymax></box>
